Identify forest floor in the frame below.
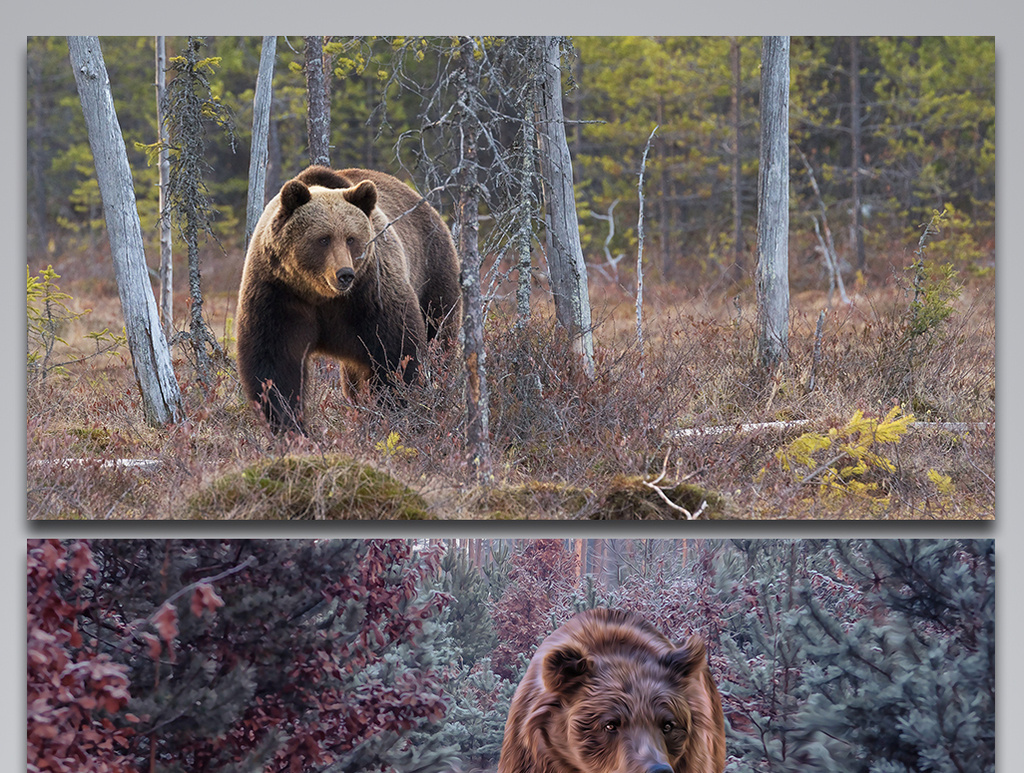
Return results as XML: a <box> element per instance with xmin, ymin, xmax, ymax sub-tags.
<box><xmin>26</xmin><ymin>242</ymin><xmax>995</xmax><ymax>520</ymax></box>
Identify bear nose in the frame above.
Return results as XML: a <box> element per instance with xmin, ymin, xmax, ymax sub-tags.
<box><xmin>336</xmin><ymin>268</ymin><xmax>355</xmax><ymax>291</ymax></box>
<box><xmin>646</xmin><ymin>764</ymin><xmax>673</xmax><ymax>773</ymax></box>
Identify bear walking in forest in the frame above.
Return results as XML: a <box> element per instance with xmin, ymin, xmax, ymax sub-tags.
<box><xmin>236</xmin><ymin>165</ymin><xmax>462</xmax><ymax>433</ymax></box>
<box><xmin>499</xmin><ymin>609</ymin><xmax>726</xmax><ymax>773</ymax></box>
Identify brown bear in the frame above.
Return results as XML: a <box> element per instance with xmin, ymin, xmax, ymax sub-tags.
<box><xmin>499</xmin><ymin>609</ymin><xmax>726</xmax><ymax>773</ymax></box>
<box><xmin>236</xmin><ymin>165</ymin><xmax>461</xmax><ymax>433</ymax></box>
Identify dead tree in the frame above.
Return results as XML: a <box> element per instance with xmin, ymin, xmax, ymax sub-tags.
<box><xmin>536</xmin><ymin>36</ymin><xmax>595</xmax><ymax>379</ymax></box>
<box><xmin>849</xmin><ymin>36</ymin><xmax>866</xmax><ymax>273</ymax></box>
<box><xmin>161</xmin><ymin>36</ymin><xmax>234</xmax><ymax>386</ymax></box>
<box><xmin>155</xmin><ymin>36</ymin><xmax>173</xmax><ymax>338</ymax></box>
<box><xmin>456</xmin><ymin>36</ymin><xmax>492</xmax><ymax>482</ymax></box>
<box><xmin>246</xmin><ymin>36</ymin><xmax>277</xmax><ymax>248</ymax></box>
<box><xmin>755</xmin><ymin>36</ymin><xmax>791</xmax><ymax>371</ymax></box>
<box><xmin>68</xmin><ymin>35</ymin><xmax>183</xmax><ymax>426</ymax></box>
<box><xmin>304</xmin><ymin>36</ymin><xmax>331</xmax><ymax>167</ymax></box>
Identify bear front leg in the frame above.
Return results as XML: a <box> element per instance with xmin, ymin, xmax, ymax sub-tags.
<box><xmin>237</xmin><ymin>296</ymin><xmax>317</xmax><ymax>434</ymax></box>
<box><xmin>365</xmin><ymin>292</ymin><xmax>429</xmax><ymax>390</ymax></box>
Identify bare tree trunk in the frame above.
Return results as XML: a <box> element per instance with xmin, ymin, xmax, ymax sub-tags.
<box><xmin>515</xmin><ymin>40</ymin><xmax>540</xmax><ymax>330</ymax></box>
<box><xmin>457</xmin><ymin>36</ymin><xmax>492</xmax><ymax>483</ymax></box>
<box><xmin>155</xmin><ymin>36</ymin><xmax>173</xmax><ymax>339</ymax></box>
<box><xmin>266</xmin><ymin>115</ymin><xmax>282</xmax><ymax>201</ymax></box>
<box><xmin>756</xmin><ymin>36</ymin><xmax>790</xmax><ymax>371</ymax></box>
<box><xmin>246</xmin><ymin>36</ymin><xmax>277</xmax><ymax>249</ymax></box>
<box><xmin>636</xmin><ymin>125</ymin><xmax>658</xmax><ymax>379</ymax></box>
<box><xmin>536</xmin><ymin>35</ymin><xmax>595</xmax><ymax>378</ymax></box>
<box><xmin>304</xmin><ymin>36</ymin><xmax>331</xmax><ymax>167</ymax></box>
<box><xmin>730</xmin><ymin>36</ymin><xmax>745</xmax><ymax>278</ymax></box>
<box><xmin>68</xmin><ymin>36</ymin><xmax>183</xmax><ymax>427</ymax></box>
<box><xmin>849</xmin><ymin>36</ymin><xmax>866</xmax><ymax>273</ymax></box>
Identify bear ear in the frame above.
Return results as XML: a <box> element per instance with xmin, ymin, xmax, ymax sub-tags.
<box><xmin>296</xmin><ymin>165</ymin><xmax>350</xmax><ymax>190</ymax></box>
<box><xmin>273</xmin><ymin>180</ymin><xmax>312</xmax><ymax>234</ymax></box>
<box><xmin>542</xmin><ymin>644</ymin><xmax>592</xmax><ymax>697</ymax></box>
<box><xmin>343</xmin><ymin>180</ymin><xmax>378</xmax><ymax>218</ymax></box>
<box><xmin>659</xmin><ymin>636</ymin><xmax>708</xmax><ymax>683</ymax></box>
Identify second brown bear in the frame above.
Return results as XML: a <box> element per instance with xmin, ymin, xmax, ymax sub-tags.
<box><xmin>499</xmin><ymin>609</ymin><xmax>726</xmax><ymax>773</ymax></box>
<box><xmin>237</xmin><ymin>166</ymin><xmax>461</xmax><ymax>434</ymax></box>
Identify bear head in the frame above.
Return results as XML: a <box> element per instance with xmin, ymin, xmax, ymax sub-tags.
<box><xmin>263</xmin><ymin>175</ymin><xmax>381</xmax><ymax>304</ymax></box>
<box><xmin>516</xmin><ymin>611</ymin><xmax>725</xmax><ymax>773</ymax></box>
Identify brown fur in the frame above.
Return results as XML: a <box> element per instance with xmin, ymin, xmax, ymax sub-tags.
<box><xmin>499</xmin><ymin>609</ymin><xmax>726</xmax><ymax>773</ymax></box>
<box><xmin>236</xmin><ymin>166</ymin><xmax>461</xmax><ymax>433</ymax></box>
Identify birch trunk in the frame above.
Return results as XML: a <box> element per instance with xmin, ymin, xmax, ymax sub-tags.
<box><xmin>755</xmin><ymin>36</ymin><xmax>790</xmax><ymax>370</ymax></box>
<box><xmin>246</xmin><ymin>36</ymin><xmax>277</xmax><ymax>249</ymax></box>
<box><xmin>537</xmin><ymin>36</ymin><xmax>594</xmax><ymax>378</ymax></box>
<box><xmin>68</xmin><ymin>36</ymin><xmax>183</xmax><ymax>427</ymax></box>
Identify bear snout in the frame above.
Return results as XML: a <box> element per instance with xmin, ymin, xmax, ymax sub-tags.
<box><xmin>336</xmin><ymin>267</ymin><xmax>356</xmax><ymax>291</ymax></box>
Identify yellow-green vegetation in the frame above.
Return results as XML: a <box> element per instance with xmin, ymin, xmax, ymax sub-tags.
<box><xmin>185</xmin><ymin>454</ymin><xmax>433</xmax><ymax>520</ymax></box>
<box><xmin>27</xmin><ymin>264</ymin><xmax>123</xmax><ymax>382</ymax></box>
<box><xmin>61</xmin><ymin>426</ymin><xmax>114</xmax><ymax>454</ymax></box>
<box><xmin>375</xmin><ymin>431</ymin><xmax>418</xmax><ymax>461</ymax></box>
<box><xmin>771</xmin><ymin>406</ymin><xmax>914</xmax><ymax>514</ymax></box>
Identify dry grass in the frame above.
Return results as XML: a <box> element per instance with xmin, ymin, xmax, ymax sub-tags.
<box><xmin>26</xmin><ymin>243</ymin><xmax>994</xmax><ymax>520</ymax></box>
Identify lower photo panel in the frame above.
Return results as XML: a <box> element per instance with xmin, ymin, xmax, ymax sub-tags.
<box><xmin>27</xmin><ymin>538</ymin><xmax>994</xmax><ymax>773</ymax></box>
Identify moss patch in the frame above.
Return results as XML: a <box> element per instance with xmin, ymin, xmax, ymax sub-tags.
<box><xmin>184</xmin><ymin>454</ymin><xmax>433</xmax><ymax>520</ymax></box>
<box><xmin>475</xmin><ymin>481</ymin><xmax>594</xmax><ymax>519</ymax></box>
<box><xmin>586</xmin><ymin>475</ymin><xmax>725</xmax><ymax>520</ymax></box>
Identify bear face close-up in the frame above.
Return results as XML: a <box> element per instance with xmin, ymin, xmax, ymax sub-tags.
<box><xmin>499</xmin><ymin>609</ymin><xmax>726</xmax><ymax>773</ymax></box>
<box><xmin>236</xmin><ymin>166</ymin><xmax>462</xmax><ymax>434</ymax></box>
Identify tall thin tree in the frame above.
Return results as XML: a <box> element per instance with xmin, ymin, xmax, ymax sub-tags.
<box><xmin>304</xmin><ymin>36</ymin><xmax>331</xmax><ymax>167</ymax></box>
<box><xmin>536</xmin><ymin>36</ymin><xmax>595</xmax><ymax>379</ymax></box>
<box><xmin>155</xmin><ymin>36</ymin><xmax>173</xmax><ymax>339</ymax></box>
<box><xmin>246</xmin><ymin>36</ymin><xmax>277</xmax><ymax>249</ymax></box>
<box><xmin>755</xmin><ymin>36</ymin><xmax>791</xmax><ymax>371</ymax></box>
<box><xmin>730</xmin><ymin>36</ymin><xmax>744</xmax><ymax>278</ymax></box>
<box><xmin>515</xmin><ymin>39</ymin><xmax>541</xmax><ymax>330</ymax></box>
<box><xmin>68</xmin><ymin>36</ymin><xmax>183</xmax><ymax>427</ymax></box>
<box><xmin>162</xmin><ymin>36</ymin><xmax>234</xmax><ymax>387</ymax></box>
<box><xmin>849</xmin><ymin>36</ymin><xmax>866</xmax><ymax>273</ymax></box>
<box><xmin>456</xmin><ymin>36</ymin><xmax>492</xmax><ymax>483</ymax></box>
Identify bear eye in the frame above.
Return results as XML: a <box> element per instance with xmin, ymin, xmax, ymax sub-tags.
<box><xmin>346</xmin><ymin>236</ymin><xmax>357</xmax><ymax>248</ymax></box>
<box><xmin>316</xmin><ymin>235</ymin><xmax>330</xmax><ymax>247</ymax></box>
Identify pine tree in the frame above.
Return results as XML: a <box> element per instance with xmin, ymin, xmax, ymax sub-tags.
<box><xmin>713</xmin><ymin>540</ymin><xmax>994</xmax><ymax>773</ymax></box>
<box><xmin>784</xmin><ymin>540</ymin><xmax>994</xmax><ymax>772</ymax></box>
<box><xmin>438</xmin><ymin>546</ymin><xmax>498</xmax><ymax>668</ymax></box>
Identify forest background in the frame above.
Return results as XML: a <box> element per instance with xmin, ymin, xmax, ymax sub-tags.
<box><xmin>25</xmin><ymin>36</ymin><xmax>995</xmax><ymax>518</ymax></box>
<box><xmin>27</xmin><ymin>538</ymin><xmax>994</xmax><ymax>773</ymax></box>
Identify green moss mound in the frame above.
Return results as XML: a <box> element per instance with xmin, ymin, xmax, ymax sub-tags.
<box><xmin>185</xmin><ymin>454</ymin><xmax>433</xmax><ymax>520</ymax></box>
<box><xmin>476</xmin><ymin>481</ymin><xmax>594</xmax><ymax>519</ymax></box>
<box><xmin>587</xmin><ymin>475</ymin><xmax>725</xmax><ymax>520</ymax></box>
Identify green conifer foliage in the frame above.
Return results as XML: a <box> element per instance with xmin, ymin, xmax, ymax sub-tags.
<box><xmin>438</xmin><ymin>546</ymin><xmax>498</xmax><ymax>668</ymax></box>
<box><xmin>76</xmin><ymin>540</ymin><xmax>455</xmax><ymax>773</ymax></box>
<box><xmin>716</xmin><ymin>540</ymin><xmax>993</xmax><ymax>773</ymax></box>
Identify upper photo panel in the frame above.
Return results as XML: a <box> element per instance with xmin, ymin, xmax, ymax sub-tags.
<box><xmin>26</xmin><ymin>37</ymin><xmax>995</xmax><ymax>520</ymax></box>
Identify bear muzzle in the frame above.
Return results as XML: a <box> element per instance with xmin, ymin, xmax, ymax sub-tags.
<box><xmin>335</xmin><ymin>267</ymin><xmax>356</xmax><ymax>292</ymax></box>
